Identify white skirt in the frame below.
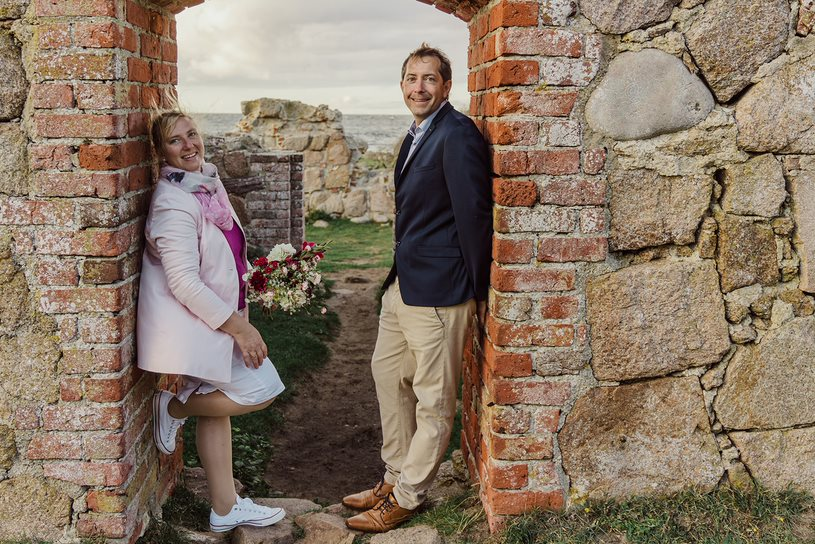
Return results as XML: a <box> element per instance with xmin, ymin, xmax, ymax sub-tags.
<box><xmin>177</xmin><ymin>342</ymin><xmax>285</xmax><ymax>406</ymax></box>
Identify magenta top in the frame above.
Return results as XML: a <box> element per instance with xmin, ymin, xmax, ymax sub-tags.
<box><xmin>221</xmin><ymin>223</ymin><xmax>247</xmax><ymax>310</ymax></box>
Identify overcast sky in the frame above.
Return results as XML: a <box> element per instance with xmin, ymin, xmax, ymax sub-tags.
<box><xmin>175</xmin><ymin>0</ymin><xmax>470</xmax><ymax>114</ymax></box>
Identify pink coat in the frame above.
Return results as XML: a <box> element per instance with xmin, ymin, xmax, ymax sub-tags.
<box><xmin>137</xmin><ymin>179</ymin><xmax>247</xmax><ymax>383</ymax></box>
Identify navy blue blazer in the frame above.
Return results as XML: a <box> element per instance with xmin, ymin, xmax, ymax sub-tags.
<box><xmin>383</xmin><ymin>102</ymin><xmax>493</xmax><ymax>307</ymax></box>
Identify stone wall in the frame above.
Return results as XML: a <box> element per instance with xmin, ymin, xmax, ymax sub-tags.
<box><xmin>204</xmin><ymin>136</ymin><xmax>304</xmax><ymax>252</ymax></box>
<box><xmin>235</xmin><ymin>97</ymin><xmax>396</xmax><ymax>223</ymax></box>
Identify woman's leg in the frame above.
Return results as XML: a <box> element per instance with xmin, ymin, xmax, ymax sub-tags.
<box><xmin>168</xmin><ymin>391</ymin><xmax>275</xmax><ymax>514</ymax></box>
<box><xmin>167</xmin><ymin>390</ymin><xmax>274</xmax><ymax>419</ymax></box>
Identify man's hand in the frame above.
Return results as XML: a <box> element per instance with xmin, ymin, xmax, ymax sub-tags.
<box><xmin>476</xmin><ymin>300</ymin><xmax>487</xmax><ymax>329</ymax></box>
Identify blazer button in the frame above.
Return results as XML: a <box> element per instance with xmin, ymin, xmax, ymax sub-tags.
<box><xmin>395</xmin><ymin>209</ymin><xmax>401</xmax><ymax>215</ymax></box>
<box><xmin>395</xmin><ymin>241</ymin><xmax>401</xmax><ymax>247</ymax></box>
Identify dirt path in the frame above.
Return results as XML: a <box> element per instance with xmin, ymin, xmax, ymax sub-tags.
<box><xmin>264</xmin><ymin>267</ymin><xmax>388</xmax><ymax>504</ymax></box>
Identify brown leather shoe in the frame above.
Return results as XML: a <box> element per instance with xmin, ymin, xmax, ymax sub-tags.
<box><xmin>345</xmin><ymin>493</ymin><xmax>415</xmax><ymax>533</ymax></box>
<box><xmin>342</xmin><ymin>480</ymin><xmax>394</xmax><ymax>510</ymax></box>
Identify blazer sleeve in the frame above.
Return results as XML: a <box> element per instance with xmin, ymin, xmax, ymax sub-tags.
<box><xmin>443</xmin><ymin>121</ymin><xmax>493</xmax><ymax>301</ymax></box>
<box><xmin>147</xmin><ymin>191</ymin><xmax>235</xmax><ymax>331</ymax></box>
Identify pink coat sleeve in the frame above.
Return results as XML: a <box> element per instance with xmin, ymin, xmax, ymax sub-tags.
<box><xmin>146</xmin><ymin>186</ymin><xmax>235</xmax><ymax>331</ymax></box>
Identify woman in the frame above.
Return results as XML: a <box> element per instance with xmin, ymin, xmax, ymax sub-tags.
<box><xmin>137</xmin><ymin>107</ymin><xmax>286</xmax><ymax>532</ymax></box>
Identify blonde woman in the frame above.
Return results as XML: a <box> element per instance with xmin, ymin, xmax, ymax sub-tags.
<box><xmin>137</xmin><ymin>107</ymin><xmax>285</xmax><ymax>532</ymax></box>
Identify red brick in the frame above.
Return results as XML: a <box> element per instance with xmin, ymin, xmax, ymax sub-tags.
<box><xmin>0</xmin><ymin>198</ymin><xmax>33</xmax><ymax>225</ymax></box>
<box><xmin>61</xmin><ymin>347</ymin><xmax>127</xmax><ymax>374</ymax></box>
<box><xmin>39</xmin><ymin>283</ymin><xmax>135</xmax><ymax>314</ymax></box>
<box><xmin>60</xmin><ymin>377</ymin><xmax>83</xmax><ymax>401</ymax></box>
<box><xmin>35</xmin><ymin>52</ymin><xmax>118</xmax><ymax>81</ymax></box>
<box><xmin>126</xmin><ymin>0</ymin><xmax>149</xmax><ymax>29</ymax></box>
<box><xmin>540</xmin><ymin>295</ymin><xmax>579</xmax><ymax>319</ymax></box>
<box><xmin>485</xmin><ymin>90</ymin><xmax>577</xmax><ymax>117</ymax></box>
<box><xmin>488</xmin><ymin>461</ymin><xmax>528</xmax><ymax>489</ymax></box>
<box><xmin>33</xmin><ymin>172</ymin><xmax>126</xmax><ymax>198</ymax></box>
<box><xmin>79</xmin><ymin>141</ymin><xmax>148</xmax><ymax>170</ymax></box>
<box><xmin>141</xmin><ymin>33</ymin><xmax>161</xmax><ymax>59</ymax></box>
<box><xmin>77</xmin><ymin>511</ymin><xmax>127</xmax><ymax>537</ymax></box>
<box><xmin>534</xmin><ymin>408</ymin><xmax>561</xmax><ymax>432</ymax></box>
<box><xmin>528</xmin><ymin>149</ymin><xmax>580</xmax><ymax>175</ymax></box>
<box><xmin>74</xmin><ymin>22</ymin><xmax>123</xmax><ymax>48</ymax></box>
<box><xmin>485</xmin><ymin>488</ymin><xmax>564</xmax><ymax>515</ymax></box>
<box><xmin>487</xmin><ymin>60</ymin><xmax>539</xmax><ymax>87</ymax></box>
<box><xmin>489</xmin><ymin>405</ymin><xmax>531</xmax><ymax>434</ymax></box>
<box><xmin>34</xmin><ymin>223</ymin><xmax>139</xmax><ymax>256</ymax></box>
<box><xmin>80</xmin><ymin>309</ymin><xmax>136</xmax><ymax>343</ymax></box>
<box><xmin>82</xmin><ymin>254</ymin><xmax>139</xmax><ymax>284</ymax></box>
<box><xmin>492</xmin><ymin>150</ymin><xmax>528</xmax><ymax>177</ymax></box>
<box><xmin>583</xmin><ymin>147</ymin><xmax>607</xmax><ymax>174</ymax></box>
<box><xmin>42</xmin><ymin>405</ymin><xmax>124</xmax><ymax>431</ymax></box>
<box><xmin>37</xmin><ymin>23</ymin><xmax>71</xmax><ymax>48</ymax></box>
<box><xmin>31</xmin><ymin>83</ymin><xmax>74</xmax><ymax>109</ymax></box>
<box><xmin>161</xmin><ymin>40</ymin><xmax>178</xmax><ymax>62</ymax></box>
<box><xmin>493</xmin><ymin>237</ymin><xmax>534</xmax><ymax>264</ymax></box>
<box><xmin>481</xmin><ymin>34</ymin><xmax>498</xmax><ymax>64</ymax></box>
<box><xmin>33</xmin><ymin>256</ymin><xmax>80</xmax><ymax>286</ymax></box>
<box><xmin>580</xmin><ymin>208</ymin><xmax>606</xmax><ymax>234</ymax></box>
<box><xmin>491</xmin><ymin>263</ymin><xmax>575</xmax><ymax>292</ymax></box>
<box><xmin>538</xmin><ymin>237</ymin><xmax>607</xmax><ymax>262</ymax></box>
<box><xmin>493</xmin><ymin>179</ymin><xmax>537</xmax><ymax>207</ymax></box>
<box><xmin>57</xmin><ymin>315</ymin><xmax>78</xmax><ymax>342</ymax></box>
<box><xmin>474</xmin><ymin>11</ymin><xmax>490</xmax><ymax>40</ymax></box>
<box><xmin>484</xmin><ymin>120</ymin><xmax>538</xmax><ymax>146</ymax></box>
<box><xmin>122</xmin><ymin>26</ymin><xmax>138</xmax><ymax>52</ymax></box>
<box><xmin>35</xmin><ymin>113</ymin><xmax>127</xmax><ymax>139</ymax></box>
<box><xmin>491</xmin><ymin>379</ymin><xmax>571</xmax><ymax>405</ymax></box>
<box><xmin>455</xmin><ymin>2</ymin><xmax>479</xmax><ymax>22</ymax></box>
<box><xmin>489</xmin><ymin>1</ymin><xmax>538</xmax><ymax>30</ymax></box>
<box><xmin>27</xmin><ymin>432</ymin><xmax>82</xmax><ymax>459</ymax></box>
<box><xmin>29</xmin><ymin>144</ymin><xmax>74</xmax><ymax>170</ymax></box>
<box><xmin>31</xmin><ymin>200</ymin><xmax>73</xmax><ymax>227</ymax></box>
<box><xmin>490</xmin><ymin>432</ymin><xmax>553</xmax><ymax>460</ymax></box>
<box><xmin>484</xmin><ymin>341</ymin><xmax>533</xmax><ymax>377</ymax></box>
<box><xmin>541</xmin><ymin>57</ymin><xmax>599</xmax><ymax>87</ymax></box>
<box><xmin>498</xmin><ymin>27</ymin><xmax>583</xmax><ymax>57</ymax></box>
<box><xmin>541</xmin><ymin>177</ymin><xmax>605</xmax><ymax>206</ymax></box>
<box><xmin>129</xmin><ymin>111</ymin><xmax>148</xmax><ymax>136</ymax></box>
<box><xmin>87</xmin><ymin>490</ymin><xmax>128</xmax><ymax>513</ymax></box>
<box><xmin>494</xmin><ymin>206</ymin><xmax>576</xmax><ymax>234</ymax></box>
<box><xmin>36</xmin><ymin>0</ymin><xmax>116</xmax><ymax>16</ymax></box>
<box><xmin>85</xmin><ymin>432</ymin><xmax>126</xmax><ymax>460</ymax></box>
<box><xmin>85</xmin><ymin>369</ymin><xmax>138</xmax><ymax>403</ymax></box>
<box><xmin>76</xmin><ymin>83</ymin><xmax>139</xmax><ymax>109</ymax></box>
<box><xmin>488</xmin><ymin>319</ymin><xmax>575</xmax><ymax>348</ymax></box>
<box><xmin>128</xmin><ymin>165</ymin><xmax>151</xmax><ymax>191</ymax></box>
<box><xmin>127</xmin><ymin>57</ymin><xmax>152</xmax><ymax>83</ymax></box>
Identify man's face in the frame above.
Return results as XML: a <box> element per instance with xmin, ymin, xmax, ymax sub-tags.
<box><xmin>400</xmin><ymin>55</ymin><xmax>452</xmax><ymax>124</ymax></box>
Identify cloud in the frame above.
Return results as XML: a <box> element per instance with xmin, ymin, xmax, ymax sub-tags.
<box><xmin>176</xmin><ymin>0</ymin><xmax>470</xmax><ymax>114</ymax></box>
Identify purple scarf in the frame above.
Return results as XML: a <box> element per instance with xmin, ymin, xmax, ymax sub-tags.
<box><xmin>160</xmin><ymin>163</ymin><xmax>234</xmax><ymax>231</ymax></box>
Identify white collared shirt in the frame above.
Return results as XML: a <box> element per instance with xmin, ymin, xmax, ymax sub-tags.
<box><xmin>402</xmin><ymin>100</ymin><xmax>448</xmax><ymax>171</ymax></box>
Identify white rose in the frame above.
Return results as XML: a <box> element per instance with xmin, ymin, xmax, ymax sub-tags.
<box><xmin>269</xmin><ymin>243</ymin><xmax>297</xmax><ymax>262</ymax></box>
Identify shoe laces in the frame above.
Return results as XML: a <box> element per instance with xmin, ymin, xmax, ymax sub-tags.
<box><xmin>375</xmin><ymin>494</ymin><xmax>398</xmax><ymax>513</ymax></box>
<box><xmin>236</xmin><ymin>497</ymin><xmax>267</xmax><ymax>514</ymax></box>
<box><xmin>165</xmin><ymin>416</ymin><xmax>185</xmax><ymax>439</ymax></box>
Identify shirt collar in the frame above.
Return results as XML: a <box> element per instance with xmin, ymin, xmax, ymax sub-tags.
<box><xmin>408</xmin><ymin>100</ymin><xmax>448</xmax><ymax>140</ymax></box>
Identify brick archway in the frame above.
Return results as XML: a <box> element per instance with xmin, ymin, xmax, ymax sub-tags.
<box><xmin>1</xmin><ymin>0</ymin><xmax>604</xmax><ymax>540</ymax></box>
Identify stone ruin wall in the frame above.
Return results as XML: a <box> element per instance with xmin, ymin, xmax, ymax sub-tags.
<box><xmin>227</xmin><ymin>97</ymin><xmax>397</xmax><ymax>224</ymax></box>
<box><xmin>1</xmin><ymin>0</ymin><xmax>815</xmax><ymax>540</ymax></box>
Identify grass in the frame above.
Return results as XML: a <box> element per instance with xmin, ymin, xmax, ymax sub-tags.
<box><xmin>501</xmin><ymin>486</ymin><xmax>815</xmax><ymax>544</ymax></box>
<box><xmin>306</xmin><ymin>218</ymin><xmax>394</xmax><ymax>273</ymax></box>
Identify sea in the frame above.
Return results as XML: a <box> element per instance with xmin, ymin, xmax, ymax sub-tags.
<box><xmin>194</xmin><ymin>112</ymin><xmax>413</xmax><ymax>153</ymax></box>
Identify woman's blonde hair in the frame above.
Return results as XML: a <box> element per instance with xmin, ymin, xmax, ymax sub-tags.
<box><xmin>147</xmin><ymin>92</ymin><xmax>198</xmax><ymax>176</ymax></box>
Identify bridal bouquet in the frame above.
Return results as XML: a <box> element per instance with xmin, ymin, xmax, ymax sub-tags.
<box><xmin>244</xmin><ymin>241</ymin><xmax>329</xmax><ymax>314</ymax></box>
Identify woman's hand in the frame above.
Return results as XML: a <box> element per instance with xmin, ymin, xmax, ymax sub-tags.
<box><xmin>218</xmin><ymin>312</ymin><xmax>268</xmax><ymax>368</ymax></box>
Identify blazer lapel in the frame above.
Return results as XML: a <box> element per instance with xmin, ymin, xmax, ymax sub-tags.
<box><xmin>397</xmin><ymin>103</ymin><xmax>454</xmax><ymax>182</ymax></box>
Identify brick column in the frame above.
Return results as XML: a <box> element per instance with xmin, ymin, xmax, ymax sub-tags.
<box><xmin>463</xmin><ymin>0</ymin><xmax>606</xmax><ymax>530</ymax></box>
<box><xmin>17</xmin><ymin>1</ymin><xmax>182</xmax><ymax>540</ymax></box>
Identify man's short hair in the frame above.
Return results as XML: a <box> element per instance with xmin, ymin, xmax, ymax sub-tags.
<box><xmin>401</xmin><ymin>43</ymin><xmax>452</xmax><ymax>82</ymax></box>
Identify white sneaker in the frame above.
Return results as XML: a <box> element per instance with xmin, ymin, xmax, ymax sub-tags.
<box><xmin>209</xmin><ymin>496</ymin><xmax>285</xmax><ymax>532</ymax></box>
<box><xmin>152</xmin><ymin>390</ymin><xmax>186</xmax><ymax>455</ymax></box>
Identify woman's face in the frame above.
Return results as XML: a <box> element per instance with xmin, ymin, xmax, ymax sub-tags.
<box><xmin>161</xmin><ymin>117</ymin><xmax>205</xmax><ymax>172</ymax></box>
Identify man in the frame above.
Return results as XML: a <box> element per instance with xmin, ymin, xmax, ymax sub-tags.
<box><xmin>343</xmin><ymin>43</ymin><xmax>492</xmax><ymax>533</ymax></box>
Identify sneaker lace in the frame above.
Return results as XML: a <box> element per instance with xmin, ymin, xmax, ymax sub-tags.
<box><xmin>165</xmin><ymin>417</ymin><xmax>185</xmax><ymax>440</ymax></box>
<box><xmin>236</xmin><ymin>497</ymin><xmax>268</xmax><ymax>514</ymax></box>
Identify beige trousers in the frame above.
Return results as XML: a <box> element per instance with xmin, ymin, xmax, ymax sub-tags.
<box><xmin>372</xmin><ymin>279</ymin><xmax>475</xmax><ymax>510</ymax></box>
